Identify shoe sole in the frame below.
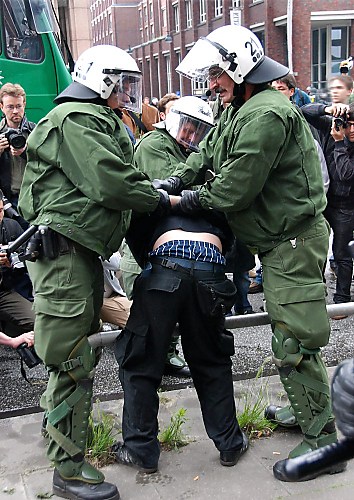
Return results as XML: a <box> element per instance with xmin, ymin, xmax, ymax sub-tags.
<box><xmin>53</xmin><ymin>485</ymin><xmax>121</xmax><ymax>500</ymax></box>
<box><xmin>137</xmin><ymin>466</ymin><xmax>158</xmax><ymax>474</ymax></box>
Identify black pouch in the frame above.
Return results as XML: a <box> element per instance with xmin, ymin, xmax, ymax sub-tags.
<box><xmin>195</xmin><ymin>278</ymin><xmax>236</xmax><ymax>356</ymax></box>
<box><xmin>38</xmin><ymin>226</ymin><xmax>60</xmax><ymax>260</ymax></box>
<box><xmin>196</xmin><ymin>278</ymin><xmax>237</xmax><ymax>316</ymax></box>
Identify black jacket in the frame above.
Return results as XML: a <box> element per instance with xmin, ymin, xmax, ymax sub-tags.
<box><xmin>0</xmin><ymin>115</ymin><xmax>36</xmax><ymax>200</ymax></box>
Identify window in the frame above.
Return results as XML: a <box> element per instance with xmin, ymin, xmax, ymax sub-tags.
<box><xmin>312</xmin><ymin>25</ymin><xmax>350</xmax><ymax>88</ymax></box>
<box><xmin>200</xmin><ymin>0</ymin><xmax>206</xmax><ymax>23</ymax></box>
<box><xmin>161</xmin><ymin>8</ymin><xmax>167</xmax><ymax>28</ymax></box>
<box><xmin>252</xmin><ymin>30</ymin><xmax>265</xmax><ymax>49</ymax></box>
<box><xmin>186</xmin><ymin>0</ymin><xmax>192</xmax><ymax>28</ymax></box>
<box><xmin>192</xmin><ymin>78</ymin><xmax>208</xmax><ymax>97</ymax></box>
<box><xmin>232</xmin><ymin>0</ymin><xmax>242</xmax><ymax>6</ymax></box>
<box><xmin>4</xmin><ymin>0</ymin><xmax>43</xmax><ymax>61</ymax></box>
<box><xmin>165</xmin><ymin>54</ymin><xmax>172</xmax><ymax>92</ymax></box>
<box><xmin>176</xmin><ymin>51</ymin><xmax>183</xmax><ymax>95</ymax></box>
<box><xmin>215</xmin><ymin>0</ymin><xmax>223</xmax><ymax>17</ymax></box>
<box><xmin>173</xmin><ymin>4</ymin><xmax>180</xmax><ymax>32</ymax></box>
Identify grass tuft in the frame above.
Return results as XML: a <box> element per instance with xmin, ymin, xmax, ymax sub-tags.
<box><xmin>158</xmin><ymin>408</ymin><xmax>189</xmax><ymax>450</ymax></box>
<box><xmin>236</xmin><ymin>357</ymin><xmax>278</xmax><ymax>439</ymax></box>
<box><xmin>86</xmin><ymin>401</ymin><xmax>119</xmax><ymax>467</ymax></box>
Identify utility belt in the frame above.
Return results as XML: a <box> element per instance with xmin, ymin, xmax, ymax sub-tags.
<box><xmin>4</xmin><ymin>225</ymin><xmax>76</xmax><ymax>264</ymax></box>
<box><xmin>25</xmin><ymin>226</ymin><xmax>75</xmax><ymax>260</ymax></box>
<box><xmin>149</xmin><ymin>255</ymin><xmax>226</xmax><ymax>279</ymax></box>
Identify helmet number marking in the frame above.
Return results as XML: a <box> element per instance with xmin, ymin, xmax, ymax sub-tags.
<box><xmin>245</xmin><ymin>39</ymin><xmax>262</xmax><ymax>63</ymax></box>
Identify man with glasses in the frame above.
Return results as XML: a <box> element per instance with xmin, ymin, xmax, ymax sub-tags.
<box><xmin>0</xmin><ymin>83</ymin><xmax>36</xmax><ymax>208</ymax></box>
<box><xmin>326</xmin><ymin>103</ymin><xmax>354</xmax><ymax>308</ymax></box>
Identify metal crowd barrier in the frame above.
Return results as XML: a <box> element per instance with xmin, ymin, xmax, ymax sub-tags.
<box><xmin>88</xmin><ymin>302</ymin><xmax>354</xmax><ymax>348</ymax></box>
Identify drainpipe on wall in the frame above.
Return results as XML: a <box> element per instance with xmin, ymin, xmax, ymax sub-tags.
<box><xmin>287</xmin><ymin>0</ymin><xmax>293</xmax><ymax>73</ymax></box>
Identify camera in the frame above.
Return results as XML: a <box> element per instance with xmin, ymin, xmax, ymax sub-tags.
<box><xmin>4</xmin><ymin>128</ymin><xmax>26</xmax><ymax>149</ymax></box>
<box><xmin>16</xmin><ymin>342</ymin><xmax>42</xmax><ymax>368</ymax></box>
<box><xmin>0</xmin><ymin>244</ymin><xmax>25</xmax><ymax>269</ymax></box>
<box><xmin>334</xmin><ymin>115</ymin><xmax>348</xmax><ymax>131</ymax></box>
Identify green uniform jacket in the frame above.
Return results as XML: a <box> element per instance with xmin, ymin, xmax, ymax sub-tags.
<box><xmin>18</xmin><ymin>102</ymin><xmax>160</xmax><ymax>259</ymax></box>
<box><xmin>173</xmin><ymin>88</ymin><xmax>327</xmax><ymax>254</ymax></box>
<box><xmin>134</xmin><ymin>127</ymin><xmax>188</xmax><ymax>179</ymax></box>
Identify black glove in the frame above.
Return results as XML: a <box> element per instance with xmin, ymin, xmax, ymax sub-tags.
<box><xmin>153</xmin><ymin>189</ymin><xmax>171</xmax><ymax>217</ymax></box>
<box><xmin>176</xmin><ymin>190</ymin><xmax>203</xmax><ymax>213</ymax></box>
<box><xmin>152</xmin><ymin>176</ymin><xmax>184</xmax><ymax>195</ymax></box>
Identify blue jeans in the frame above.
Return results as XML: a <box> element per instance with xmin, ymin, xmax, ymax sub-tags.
<box><xmin>325</xmin><ymin>206</ymin><xmax>354</xmax><ymax>303</ymax></box>
<box><xmin>233</xmin><ymin>271</ymin><xmax>253</xmax><ymax>313</ymax></box>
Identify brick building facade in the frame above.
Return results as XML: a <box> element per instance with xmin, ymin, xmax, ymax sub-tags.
<box><xmin>88</xmin><ymin>0</ymin><xmax>354</xmax><ymax>100</ymax></box>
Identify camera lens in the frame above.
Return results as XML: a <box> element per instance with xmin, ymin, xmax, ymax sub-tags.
<box><xmin>5</xmin><ymin>129</ymin><xmax>26</xmax><ymax>149</ymax></box>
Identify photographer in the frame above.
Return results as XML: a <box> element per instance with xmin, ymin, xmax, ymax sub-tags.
<box><xmin>0</xmin><ymin>196</ymin><xmax>34</xmax><ymax>337</ymax></box>
<box><xmin>0</xmin><ymin>83</ymin><xmax>35</xmax><ymax>208</ymax></box>
<box><xmin>328</xmin><ymin>102</ymin><xmax>354</xmax><ymax>302</ymax></box>
<box><xmin>302</xmin><ymin>94</ymin><xmax>353</xmax><ymax>318</ymax></box>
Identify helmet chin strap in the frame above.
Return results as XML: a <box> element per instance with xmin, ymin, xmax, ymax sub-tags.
<box><xmin>231</xmin><ymin>81</ymin><xmax>246</xmax><ymax>108</ymax></box>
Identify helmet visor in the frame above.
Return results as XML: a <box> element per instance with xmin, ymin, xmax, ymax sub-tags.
<box><xmin>175</xmin><ymin>114</ymin><xmax>213</xmax><ymax>152</ymax></box>
<box><xmin>113</xmin><ymin>72</ymin><xmax>142</xmax><ymax>114</ymax></box>
<box><xmin>176</xmin><ymin>39</ymin><xmax>221</xmax><ymax>83</ymax></box>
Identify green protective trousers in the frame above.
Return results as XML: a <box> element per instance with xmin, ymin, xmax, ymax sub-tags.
<box><xmin>27</xmin><ymin>245</ymin><xmax>104</xmax><ymax>466</ymax></box>
<box><xmin>262</xmin><ymin>216</ymin><xmax>333</xmax><ymax>436</ymax></box>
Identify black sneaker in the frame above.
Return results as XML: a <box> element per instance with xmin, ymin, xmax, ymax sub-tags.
<box><xmin>111</xmin><ymin>442</ymin><xmax>157</xmax><ymax>474</ymax></box>
<box><xmin>220</xmin><ymin>432</ymin><xmax>249</xmax><ymax>466</ymax></box>
<box><xmin>53</xmin><ymin>468</ymin><xmax>120</xmax><ymax>500</ymax></box>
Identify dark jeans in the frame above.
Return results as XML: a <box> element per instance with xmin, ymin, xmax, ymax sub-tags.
<box><xmin>115</xmin><ymin>262</ymin><xmax>243</xmax><ymax>468</ymax></box>
<box><xmin>0</xmin><ymin>289</ymin><xmax>34</xmax><ymax>336</ymax></box>
<box><xmin>325</xmin><ymin>206</ymin><xmax>354</xmax><ymax>303</ymax></box>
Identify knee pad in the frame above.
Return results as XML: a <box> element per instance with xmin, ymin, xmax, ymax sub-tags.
<box><xmin>272</xmin><ymin>322</ymin><xmax>332</xmax><ymax>437</ymax></box>
<box><xmin>272</xmin><ymin>322</ymin><xmax>303</xmax><ymax>368</ymax></box>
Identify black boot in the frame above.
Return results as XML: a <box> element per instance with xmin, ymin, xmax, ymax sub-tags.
<box><xmin>53</xmin><ymin>469</ymin><xmax>120</xmax><ymax>500</ymax></box>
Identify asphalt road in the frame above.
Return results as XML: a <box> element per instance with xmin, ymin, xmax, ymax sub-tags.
<box><xmin>1</xmin><ymin>270</ymin><xmax>353</xmax><ymax>418</ymax></box>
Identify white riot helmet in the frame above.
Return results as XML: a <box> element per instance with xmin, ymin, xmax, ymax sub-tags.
<box><xmin>176</xmin><ymin>25</ymin><xmax>289</xmax><ymax>86</ymax></box>
<box><xmin>156</xmin><ymin>96</ymin><xmax>214</xmax><ymax>152</ymax></box>
<box><xmin>55</xmin><ymin>45</ymin><xmax>142</xmax><ymax>113</ymax></box>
